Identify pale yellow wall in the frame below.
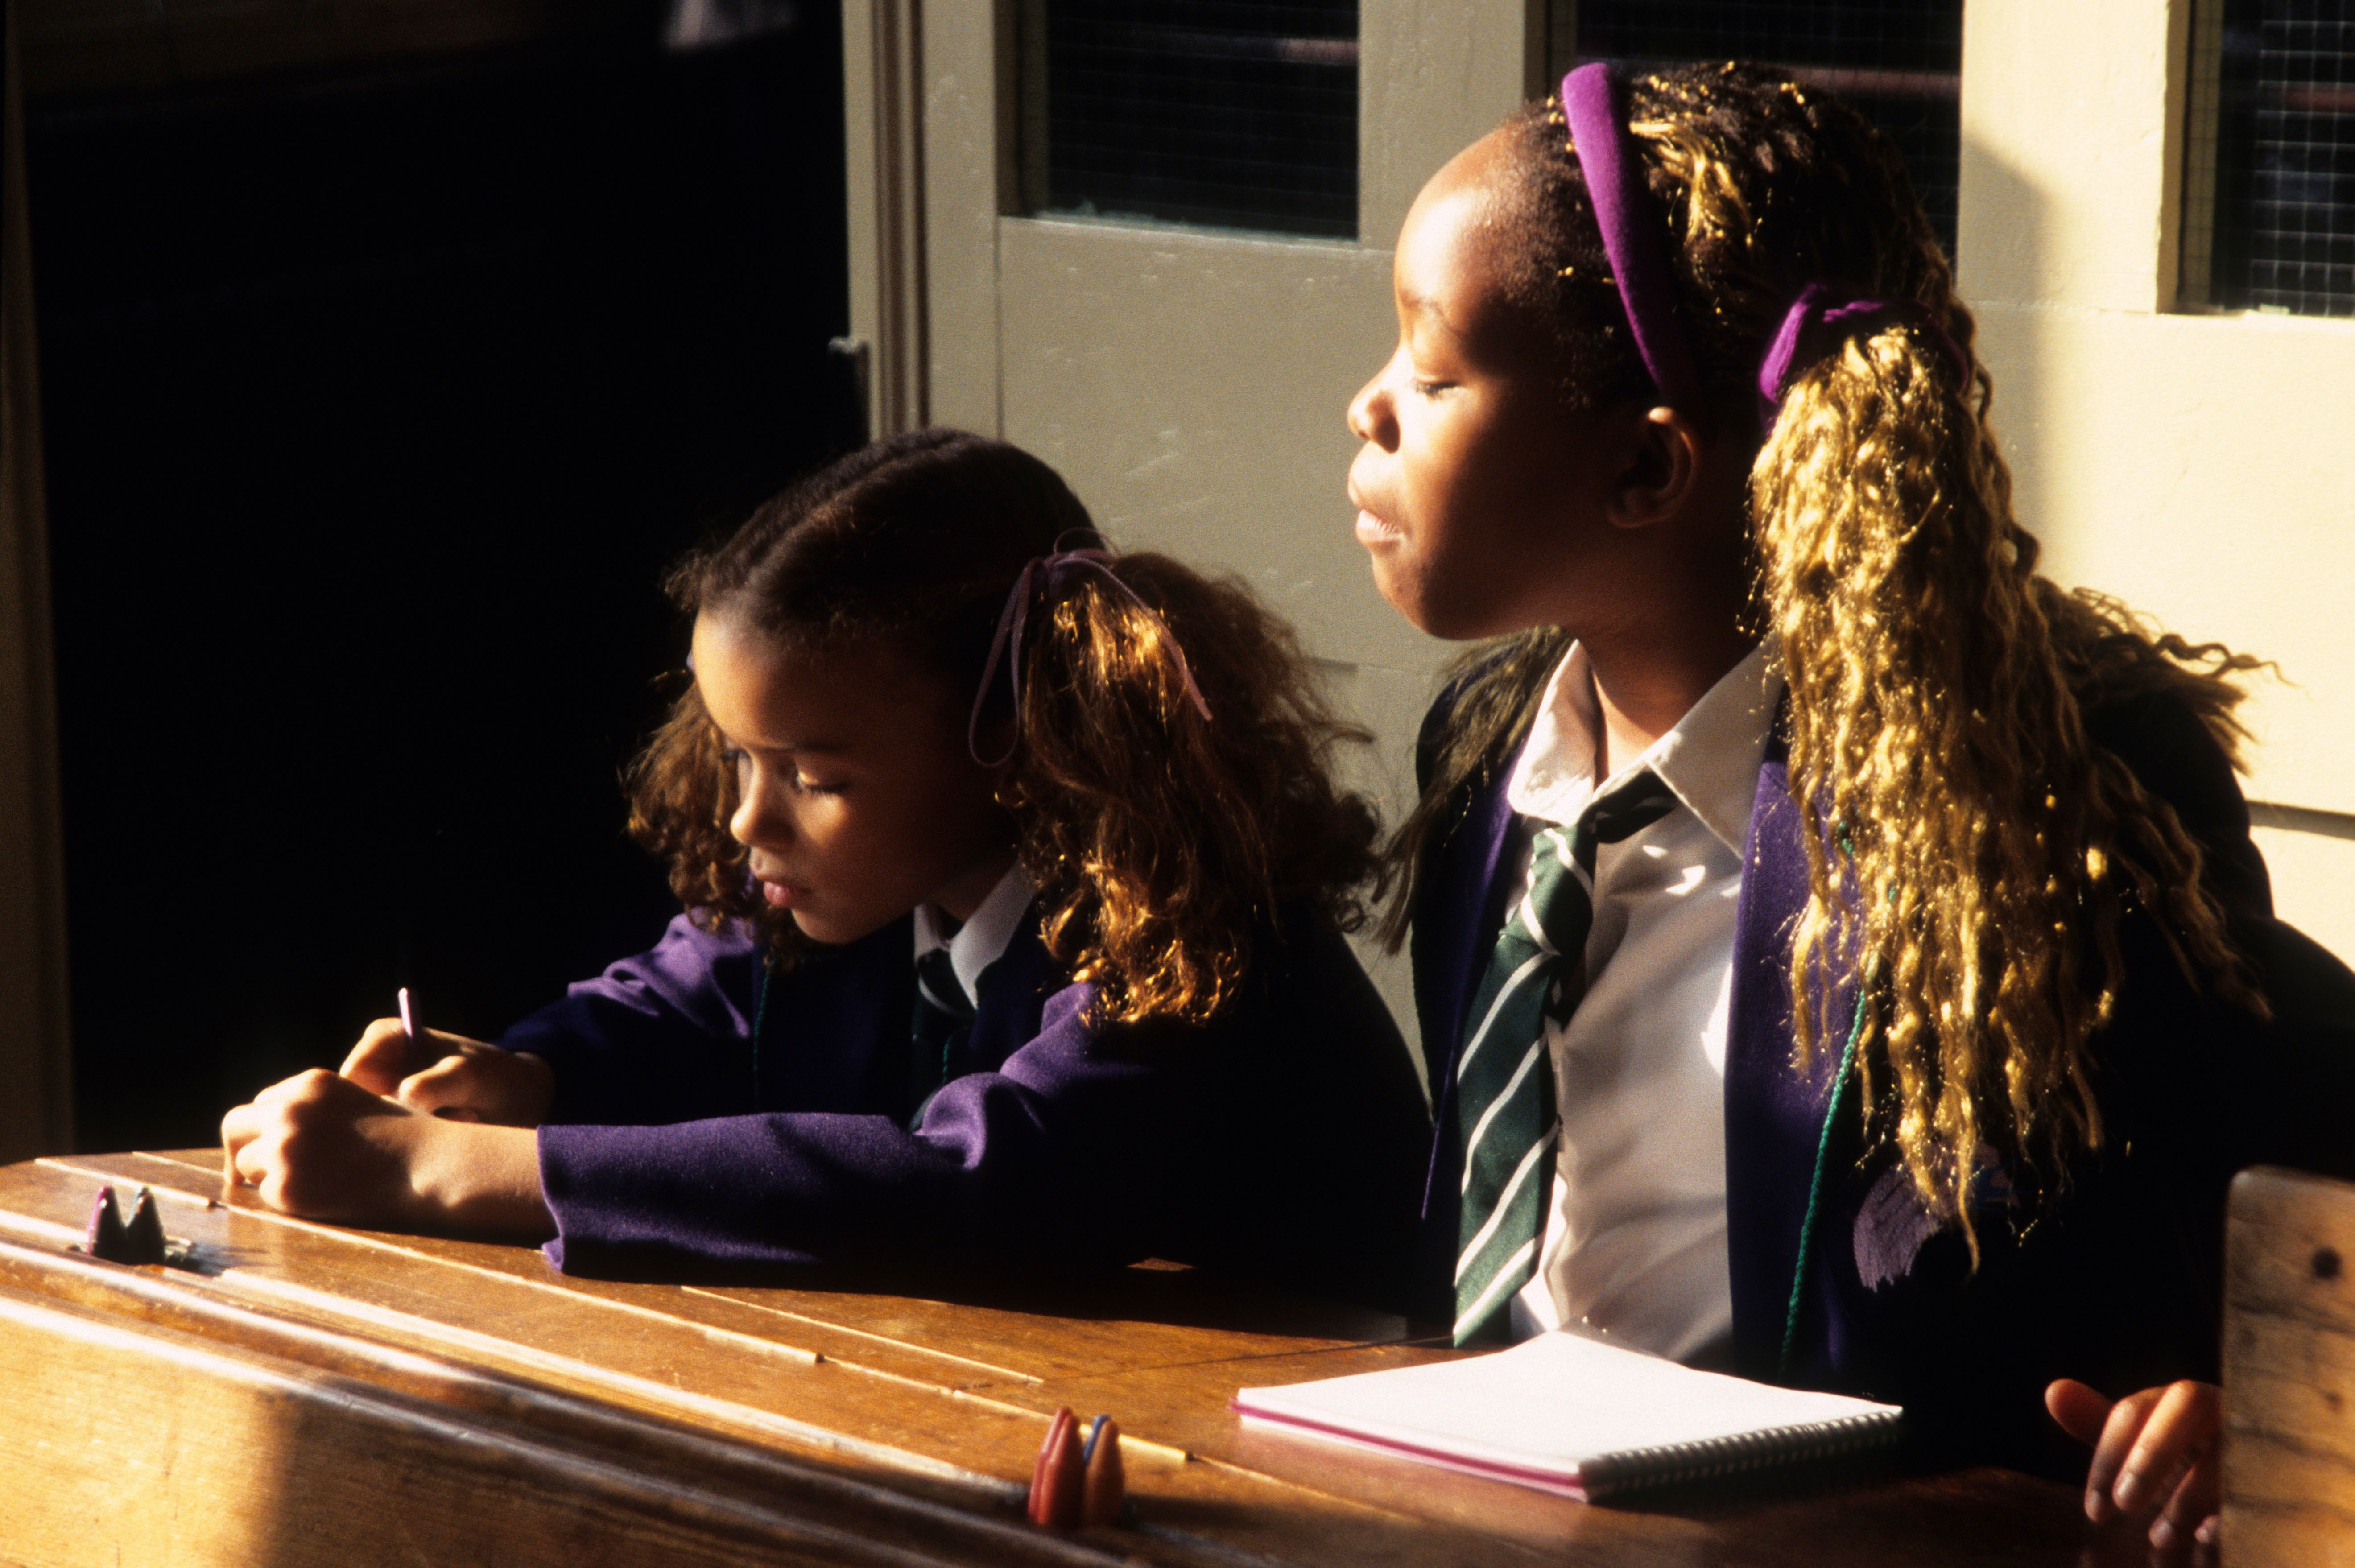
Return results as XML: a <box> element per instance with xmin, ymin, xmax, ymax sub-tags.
<box><xmin>1961</xmin><ymin>0</ymin><xmax>2355</xmax><ymax>964</ymax></box>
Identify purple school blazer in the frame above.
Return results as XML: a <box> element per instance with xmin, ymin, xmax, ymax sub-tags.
<box><xmin>499</xmin><ymin>903</ymin><xmax>1434</xmax><ymax>1310</ymax></box>
<box><xmin>1410</xmin><ymin>675</ymin><xmax>2352</xmax><ymax>1475</ymax></box>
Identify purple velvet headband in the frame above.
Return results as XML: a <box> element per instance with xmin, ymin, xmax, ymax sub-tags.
<box><xmin>1560</xmin><ymin>63</ymin><xmax>1704</xmax><ymax>413</ymax></box>
<box><xmin>1563</xmin><ymin>66</ymin><xmax>1974</xmax><ymax>430</ymax></box>
<box><xmin>966</xmin><ymin>549</ymin><xmax>1213</xmax><ymax>768</ymax></box>
<box><xmin>1756</xmin><ymin>282</ymin><xmax>1973</xmax><ymax>424</ymax></box>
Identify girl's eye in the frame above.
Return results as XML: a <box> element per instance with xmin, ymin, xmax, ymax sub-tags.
<box><xmin>720</xmin><ymin>749</ymin><xmax>767</xmax><ymax>803</ymax></box>
<box><xmin>1410</xmin><ymin>377</ymin><xmax>1453</xmax><ymax>397</ymax></box>
<box><xmin>721</xmin><ymin>751</ymin><xmax>842</xmax><ymax>798</ymax></box>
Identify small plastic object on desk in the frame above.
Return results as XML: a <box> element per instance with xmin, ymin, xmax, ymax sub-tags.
<box><xmin>83</xmin><ymin>1185</ymin><xmax>170</xmax><ymax>1266</ymax></box>
<box><xmin>1026</xmin><ymin>1406</ymin><xmax>1125</xmax><ymax>1527</ymax></box>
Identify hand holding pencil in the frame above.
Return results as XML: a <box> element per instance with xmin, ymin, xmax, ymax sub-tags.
<box><xmin>223</xmin><ymin>988</ymin><xmax>555</xmax><ymax>1231</ymax></box>
<box><xmin>339</xmin><ymin>989</ymin><xmax>556</xmax><ymax>1129</ymax></box>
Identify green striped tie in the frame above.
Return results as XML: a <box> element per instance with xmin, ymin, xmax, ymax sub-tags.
<box><xmin>1453</xmin><ymin>768</ymin><xmax>1681</xmax><ymax>1345</ymax></box>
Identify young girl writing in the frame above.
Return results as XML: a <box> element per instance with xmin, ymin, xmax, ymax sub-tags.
<box><xmin>1347</xmin><ymin>59</ymin><xmax>2343</xmax><ymax>1545</ymax></box>
<box><xmin>223</xmin><ymin>428</ymin><xmax>1431</xmax><ymax>1308</ymax></box>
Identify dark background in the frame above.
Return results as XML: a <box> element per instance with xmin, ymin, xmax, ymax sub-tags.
<box><xmin>27</xmin><ymin>5</ymin><xmax>853</xmax><ymax>1151</ymax></box>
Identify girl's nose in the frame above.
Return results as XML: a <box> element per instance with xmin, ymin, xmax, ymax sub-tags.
<box><xmin>728</xmin><ymin>782</ymin><xmax>783</xmax><ymax>848</ymax></box>
<box><xmin>1347</xmin><ymin>369</ymin><xmax>1395</xmax><ymax>448</ymax></box>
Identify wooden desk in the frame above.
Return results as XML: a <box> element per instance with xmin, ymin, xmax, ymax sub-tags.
<box><xmin>0</xmin><ymin>1150</ymin><xmax>2167</xmax><ymax>1567</ymax></box>
<box><xmin>2222</xmin><ymin>1166</ymin><xmax>2355</xmax><ymax>1568</ymax></box>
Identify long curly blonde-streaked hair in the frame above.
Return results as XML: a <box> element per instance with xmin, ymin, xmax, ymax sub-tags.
<box><xmin>1390</xmin><ymin>63</ymin><xmax>2266</xmax><ymax>1240</ymax></box>
<box><xmin>628</xmin><ymin>428</ymin><xmax>1384</xmax><ymax>1028</ymax></box>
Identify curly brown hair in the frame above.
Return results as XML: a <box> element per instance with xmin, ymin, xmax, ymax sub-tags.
<box><xmin>628</xmin><ymin>427</ymin><xmax>1384</xmax><ymax>1027</ymax></box>
<box><xmin>1387</xmin><ymin>64</ymin><xmax>2267</xmax><ymax>1241</ymax></box>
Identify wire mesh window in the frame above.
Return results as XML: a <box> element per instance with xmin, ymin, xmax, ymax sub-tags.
<box><xmin>1545</xmin><ymin>1</ymin><xmax>1963</xmax><ymax>257</ymax></box>
<box><xmin>1016</xmin><ymin>0</ymin><xmax>1357</xmax><ymax>239</ymax></box>
<box><xmin>2185</xmin><ymin>0</ymin><xmax>2355</xmax><ymax>316</ymax></box>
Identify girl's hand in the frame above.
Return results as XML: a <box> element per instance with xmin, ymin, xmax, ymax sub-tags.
<box><xmin>2046</xmin><ymin>1378</ymin><xmax>2222</xmax><ymax>1553</ymax></box>
<box><xmin>220</xmin><ymin>1070</ymin><xmax>553</xmax><ymax>1237</ymax></box>
<box><xmin>339</xmin><ymin>1018</ymin><xmax>555</xmax><ymax>1127</ymax></box>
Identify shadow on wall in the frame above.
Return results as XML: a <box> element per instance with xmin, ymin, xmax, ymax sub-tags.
<box><xmin>30</xmin><ymin>15</ymin><xmax>858</xmax><ymax>1151</ymax></box>
<box><xmin>1952</xmin><ymin>131</ymin><xmax>2049</xmax><ymax>547</ymax></box>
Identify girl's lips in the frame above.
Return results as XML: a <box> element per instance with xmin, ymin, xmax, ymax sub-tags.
<box><xmin>759</xmin><ymin>879</ymin><xmax>804</xmax><ymax>909</ymax></box>
<box><xmin>1355</xmin><ymin>508</ymin><xmax>1403</xmax><ymax>547</ymax></box>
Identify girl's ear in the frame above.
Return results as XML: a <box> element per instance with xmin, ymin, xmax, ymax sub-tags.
<box><xmin>1605</xmin><ymin>404</ymin><xmax>1720</xmax><ymax>532</ymax></box>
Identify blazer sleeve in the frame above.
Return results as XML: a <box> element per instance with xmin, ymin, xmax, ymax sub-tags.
<box><xmin>531</xmin><ymin>972</ymin><xmax>1145</xmax><ymax>1276</ymax></box>
<box><xmin>496</xmin><ymin>912</ymin><xmax>765</xmax><ymax>1126</ymax></box>
<box><xmin>533</xmin><ymin>919</ymin><xmax>1432</xmax><ymax>1307</ymax></box>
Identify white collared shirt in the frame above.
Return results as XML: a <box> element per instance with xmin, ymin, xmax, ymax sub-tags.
<box><xmin>1500</xmin><ymin>641</ymin><xmax>1780</xmax><ymax>1363</ymax></box>
<box><xmin>912</xmin><ymin>862</ymin><xmax>1037</xmax><ymax>1006</ymax></box>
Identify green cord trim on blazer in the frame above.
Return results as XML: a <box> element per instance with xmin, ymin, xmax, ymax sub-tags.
<box><xmin>1779</xmin><ymin>969</ymin><xmax>1872</xmax><ymax>1378</ymax></box>
<box><xmin>751</xmin><ymin>960</ymin><xmax>772</xmax><ymax>1108</ymax></box>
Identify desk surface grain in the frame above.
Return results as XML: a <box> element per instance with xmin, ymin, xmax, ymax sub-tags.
<box><xmin>0</xmin><ymin>1151</ymin><xmax>2170</xmax><ymax>1568</ymax></box>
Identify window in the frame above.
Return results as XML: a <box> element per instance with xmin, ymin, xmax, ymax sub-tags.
<box><xmin>1546</xmin><ymin>0</ymin><xmax>1964</xmax><ymax>257</ymax></box>
<box><xmin>2185</xmin><ymin>0</ymin><xmax>2355</xmax><ymax>316</ymax></box>
<box><xmin>1016</xmin><ymin>0</ymin><xmax>1357</xmax><ymax>239</ymax></box>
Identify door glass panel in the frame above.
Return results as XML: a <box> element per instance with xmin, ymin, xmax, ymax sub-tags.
<box><xmin>2187</xmin><ymin>0</ymin><xmax>2355</xmax><ymax>317</ymax></box>
<box><xmin>1016</xmin><ymin>0</ymin><xmax>1358</xmax><ymax>239</ymax></box>
<box><xmin>1547</xmin><ymin>1</ymin><xmax>1963</xmax><ymax>256</ymax></box>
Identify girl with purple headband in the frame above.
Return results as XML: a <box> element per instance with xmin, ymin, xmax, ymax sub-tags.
<box><xmin>224</xmin><ymin>428</ymin><xmax>1431</xmax><ymax>1308</ymax></box>
<box><xmin>1350</xmin><ymin>60</ymin><xmax>2348</xmax><ymax>1543</ymax></box>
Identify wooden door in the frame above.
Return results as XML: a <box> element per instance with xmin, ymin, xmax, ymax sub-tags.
<box><xmin>839</xmin><ymin>0</ymin><xmax>1545</xmax><ymax>1050</ymax></box>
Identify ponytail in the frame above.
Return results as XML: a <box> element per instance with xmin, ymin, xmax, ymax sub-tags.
<box><xmin>1756</xmin><ymin>303</ymin><xmax>2264</xmax><ymax>1237</ymax></box>
<box><xmin>1005</xmin><ymin>555</ymin><xmax>1384</xmax><ymax>1026</ymax></box>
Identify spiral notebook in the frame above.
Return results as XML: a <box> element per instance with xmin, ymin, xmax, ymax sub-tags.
<box><xmin>1233</xmin><ymin>1331</ymin><xmax>1903</xmax><ymax>1501</ymax></box>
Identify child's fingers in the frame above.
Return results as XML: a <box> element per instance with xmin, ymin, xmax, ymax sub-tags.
<box><xmin>2113</xmin><ymin>1382</ymin><xmax>2219</xmax><ymax>1515</ymax></box>
<box><xmin>2081</xmin><ymin>1384</ymin><xmax>2165</xmax><ymax>1523</ymax></box>
<box><xmin>341</xmin><ymin>1017</ymin><xmax>423</xmax><ymax>1095</ymax></box>
<box><xmin>217</xmin><ymin>1069</ymin><xmax>413</xmax><ymax>1218</ymax></box>
<box><xmin>400</xmin><ymin>1047</ymin><xmax>555</xmax><ymax>1127</ymax></box>
<box><xmin>2124</xmin><ymin>1384</ymin><xmax>2222</xmax><ymax>1547</ymax></box>
<box><xmin>395</xmin><ymin>1042</ymin><xmax>540</xmax><ymax>1124</ymax></box>
<box><xmin>219</xmin><ymin>1077</ymin><xmax>330</xmax><ymax>1205</ymax></box>
<box><xmin>2148</xmin><ymin>1477</ymin><xmax>2221</xmax><ymax>1555</ymax></box>
<box><xmin>2044</xmin><ymin>1378</ymin><xmax>2113</xmax><ymax>1446</ymax></box>
<box><xmin>220</xmin><ymin>1099</ymin><xmax>262</xmax><ymax>1190</ymax></box>
<box><xmin>396</xmin><ymin>1055</ymin><xmax>481</xmax><ymax>1116</ymax></box>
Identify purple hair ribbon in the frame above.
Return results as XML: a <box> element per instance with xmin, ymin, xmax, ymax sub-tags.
<box><xmin>1560</xmin><ymin>63</ymin><xmax>1705</xmax><ymax>414</ymax></box>
<box><xmin>1756</xmin><ymin>282</ymin><xmax>1973</xmax><ymax>424</ymax></box>
<box><xmin>966</xmin><ymin>549</ymin><xmax>1214</xmax><ymax>768</ymax></box>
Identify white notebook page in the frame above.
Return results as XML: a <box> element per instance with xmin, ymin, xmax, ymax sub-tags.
<box><xmin>1235</xmin><ymin>1331</ymin><xmax>1898</xmax><ymax>1491</ymax></box>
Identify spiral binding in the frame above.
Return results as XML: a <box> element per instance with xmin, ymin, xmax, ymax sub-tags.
<box><xmin>1578</xmin><ymin>1408</ymin><xmax>1906</xmax><ymax>1499</ymax></box>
